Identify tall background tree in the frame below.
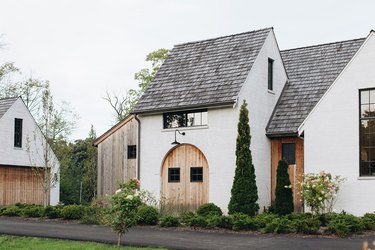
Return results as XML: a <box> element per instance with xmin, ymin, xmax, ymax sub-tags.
<box><xmin>228</xmin><ymin>100</ymin><xmax>259</xmax><ymax>216</ymax></box>
<box><xmin>274</xmin><ymin>159</ymin><xmax>293</xmax><ymax>215</ymax></box>
<box><xmin>104</xmin><ymin>48</ymin><xmax>169</xmax><ymax>122</ymax></box>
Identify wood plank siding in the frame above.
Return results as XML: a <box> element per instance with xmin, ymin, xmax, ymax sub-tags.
<box><xmin>96</xmin><ymin>117</ymin><xmax>138</xmax><ymax>196</ymax></box>
<box><xmin>0</xmin><ymin>165</ymin><xmax>45</xmax><ymax>205</ymax></box>
<box><xmin>271</xmin><ymin>137</ymin><xmax>304</xmax><ymax>212</ymax></box>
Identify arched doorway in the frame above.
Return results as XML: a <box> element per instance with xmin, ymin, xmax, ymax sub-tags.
<box><xmin>161</xmin><ymin>144</ymin><xmax>209</xmax><ymax>212</ymax></box>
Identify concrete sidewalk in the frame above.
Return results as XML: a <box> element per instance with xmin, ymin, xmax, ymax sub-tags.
<box><xmin>0</xmin><ymin>217</ymin><xmax>374</xmax><ymax>249</ymax></box>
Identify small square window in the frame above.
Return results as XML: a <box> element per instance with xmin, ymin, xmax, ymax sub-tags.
<box><xmin>168</xmin><ymin>168</ymin><xmax>180</xmax><ymax>182</ymax></box>
<box><xmin>282</xmin><ymin>143</ymin><xmax>295</xmax><ymax>165</ymax></box>
<box><xmin>127</xmin><ymin>145</ymin><xmax>137</xmax><ymax>159</ymax></box>
<box><xmin>190</xmin><ymin>167</ymin><xmax>203</xmax><ymax>182</ymax></box>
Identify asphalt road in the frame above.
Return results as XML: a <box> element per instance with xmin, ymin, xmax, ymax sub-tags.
<box><xmin>0</xmin><ymin>217</ymin><xmax>374</xmax><ymax>250</ymax></box>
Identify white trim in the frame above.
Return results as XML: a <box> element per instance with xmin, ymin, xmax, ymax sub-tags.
<box><xmin>297</xmin><ymin>32</ymin><xmax>374</xmax><ymax>134</ymax></box>
<box><xmin>161</xmin><ymin>125</ymin><xmax>209</xmax><ymax>132</ymax></box>
<box><xmin>357</xmin><ymin>177</ymin><xmax>375</xmax><ymax>180</ymax></box>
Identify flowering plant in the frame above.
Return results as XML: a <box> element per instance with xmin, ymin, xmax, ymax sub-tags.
<box><xmin>299</xmin><ymin>171</ymin><xmax>346</xmax><ymax>214</ymax></box>
<box><xmin>107</xmin><ymin>179</ymin><xmax>142</xmax><ymax>250</ymax></box>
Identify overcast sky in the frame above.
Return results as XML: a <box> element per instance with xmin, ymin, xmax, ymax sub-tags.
<box><xmin>0</xmin><ymin>0</ymin><xmax>374</xmax><ymax>140</ymax></box>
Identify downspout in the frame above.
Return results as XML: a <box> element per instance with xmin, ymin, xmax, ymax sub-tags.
<box><xmin>134</xmin><ymin>114</ymin><xmax>141</xmax><ymax>181</ymax></box>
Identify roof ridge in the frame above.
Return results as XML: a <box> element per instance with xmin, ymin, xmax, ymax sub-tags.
<box><xmin>174</xmin><ymin>27</ymin><xmax>273</xmax><ymax>47</ymax></box>
<box><xmin>281</xmin><ymin>37</ymin><xmax>366</xmax><ymax>53</ymax></box>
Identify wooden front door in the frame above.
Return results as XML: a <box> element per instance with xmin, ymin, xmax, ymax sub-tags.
<box><xmin>161</xmin><ymin>144</ymin><xmax>209</xmax><ymax>212</ymax></box>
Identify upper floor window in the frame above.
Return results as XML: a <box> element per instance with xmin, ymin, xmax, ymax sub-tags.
<box><xmin>190</xmin><ymin>167</ymin><xmax>203</xmax><ymax>182</ymax></box>
<box><xmin>282</xmin><ymin>143</ymin><xmax>296</xmax><ymax>165</ymax></box>
<box><xmin>14</xmin><ymin>118</ymin><xmax>23</xmax><ymax>148</ymax></box>
<box><xmin>360</xmin><ymin>89</ymin><xmax>375</xmax><ymax>176</ymax></box>
<box><xmin>127</xmin><ymin>145</ymin><xmax>137</xmax><ymax>159</ymax></box>
<box><xmin>163</xmin><ymin>110</ymin><xmax>207</xmax><ymax>129</ymax></box>
<box><xmin>168</xmin><ymin>168</ymin><xmax>180</xmax><ymax>182</ymax></box>
<box><xmin>268</xmin><ymin>58</ymin><xmax>274</xmax><ymax>91</ymax></box>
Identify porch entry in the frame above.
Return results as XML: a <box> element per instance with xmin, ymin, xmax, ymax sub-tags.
<box><xmin>161</xmin><ymin>144</ymin><xmax>209</xmax><ymax>212</ymax></box>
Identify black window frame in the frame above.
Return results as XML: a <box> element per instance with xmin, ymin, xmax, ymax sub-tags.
<box><xmin>268</xmin><ymin>58</ymin><xmax>274</xmax><ymax>91</ymax></box>
<box><xmin>190</xmin><ymin>167</ymin><xmax>203</xmax><ymax>182</ymax></box>
<box><xmin>282</xmin><ymin>143</ymin><xmax>296</xmax><ymax>165</ymax></box>
<box><xmin>168</xmin><ymin>168</ymin><xmax>180</xmax><ymax>182</ymax></box>
<box><xmin>163</xmin><ymin>109</ymin><xmax>207</xmax><ymax>129</ymax></box>
<box><xmin>359</xmin><ymin>88</ymin><xmax>375</xmax><ymax>176</ymax></box>
<box><xmin>127</xmin><ymin>145</ymin><xmax>137</xmax><ymax>159</ymax></box>
<box><xmin>14</xmin><ymin>118</ymin><xmax>23</xmax><ymax>148</ymax></box>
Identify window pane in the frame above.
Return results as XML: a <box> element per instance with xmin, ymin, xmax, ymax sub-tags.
<box><xmin>282</xmin><ymin>143</ymin><xmax>296</xmax><ymax>165</ymax></box>
<box><xmin>361</xmin><ymin>104</ymin><xmax>370</xmax><ymax>118</ymax></box>
<box><xmin>361</xmin><ymin>134</ymin><xmax>370</xmax><ymax>148</ymax></box>
<box><xmin>168</xmin><ymin>168</ymin><xmax>180</xmax><ymax>182</ymax></box>
<box><xmin>190</xmin><ymin>167</ymin><xmax>203</xmax><ymax>182</ymax></box>
<box><xmin>187</xmin><ymin>113</ymin><xmax>194</xmax><ymax>126</ymax></box>
<box><xmin>361</xmin><ymin>90</ymin><xmax>370</xmax><ymax>104</ymax></box>
<box><xmin>361</xmin><ymin>148</ymin><xmax>369</xmax><ymax>161</ymax></box>
<box><xmin>370</xmin><ymin>90</ymin><xmax>375</xmax><ymax>103</ymax></box>
<box><xmin>194</xmin><ymin>112</ymin><xmax>201</xmax><ymax>126</ymax></box>
<box><xmin>201</xmin><ymin>112</ymin><xmax>208</xmax><ymax>125</ymax></box>
<box><xmin>127</xmin><ymin>145</ymin><xmax>137</xmax><ymax>159</ymax></box>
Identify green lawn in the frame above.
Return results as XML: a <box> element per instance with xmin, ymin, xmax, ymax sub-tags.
<box><xmin>0</xmin><ymin>235</ymin><xmax>165</xmax><ymax>250</ymax></box>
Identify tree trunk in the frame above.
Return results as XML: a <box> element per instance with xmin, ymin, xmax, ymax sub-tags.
<box><xmin>117</xmin><ymin>235</ymin><xmax>121</xmax><ymax>250</ymax></box>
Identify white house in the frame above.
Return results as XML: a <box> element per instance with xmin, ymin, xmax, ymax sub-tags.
<box><xmin>0</xmin><ymin>97</ymin><xmax>60</xmax><ymax>206</ymax></box>
<box><xmin>96</xmin><ymin>28</ymin><xmax>375</xmax><ymax>215</ymax></box>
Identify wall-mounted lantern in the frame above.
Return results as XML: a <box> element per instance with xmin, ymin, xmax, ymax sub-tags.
<box><xmin>171</xmin><ymin>129</ymin><xmax>185</xmax><ymax>145</ymax></box>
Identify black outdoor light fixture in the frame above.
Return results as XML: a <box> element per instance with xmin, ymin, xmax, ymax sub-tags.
<box><xmin>171</xmin><ymin>129</ymin><xmax>185</xmax><ymax>145</ymax></box>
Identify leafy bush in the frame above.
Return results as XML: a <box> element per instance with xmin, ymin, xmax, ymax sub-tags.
<box><xmin>264</xmin><ymin>217</ymin><xmax>294</xmax><ymax>234</ymax></box>
<box><xmin>136</xmin><ymin>205</ymin><xmax>159</xmax><ymax>225</ymax></box>
<box><xmin>216</xmin><ymin>215</ymin><xmax>234</xmax><ymax>229</ymax></box>
<box><xmin>1</xmin><ymin>206</ymin><xmax>22</xmax><ymax>216</ymax></box>
<box><xmin>231</xmin><ymin>213</ymin><xmax>257</xmax><ymax>231</ymax></box>
<box><xmin>361</xmin><ymin>213</ymin><xmax>375</xmax><ymax>230</ymax></box>
<box><xmin>22</xmin><ymin>205</ymin><xmax>44</xmax><ymax>217</ymax></box>
<box><xmin>205</xmin><ymin>215</ymin><xmax>223</xmax><ymax>228</ymax></box>
<box><xmin>180</xmin><ymin>212</ymin><xmax>196</xmax><ymax>226</ymax></box>
<box><xmin>44</xmin><ymin>205</ymin><xmax>61</xmax><ymax>219</ymax></box>
<box><xmin>80</xmin><ymin>207</ymin><xmax>103</xmax><ymax>225</ymax></box>
<box><xmin>253</xmin><ymin>212</ymin><xmax>278</xmax><ymax>228</ymax></box>
<box><xmin>289</xmin><ymin>213</ymin><xmax>320</xmax><ymax>234</ymax></box>
<box><xmin>300</xmin><ymin>172</ymin><xmax>345</xmax><ymax>214</ymax></box>
<box><xmin>159</xmin><ymin>216</ymin><xmax>180</xmax><ymax>227</ymax></box>
<box><xmin>328</xmin><ymin>213</ymin><xmax>364</xmax><ymax>237</ymax></box>
<box><xmin>60</xmin><ymin>205</ymin><xmax>86</xmax><ymax>220</ymax></box>
<box><xmin>197</xmin><ymin>203</ymin><xmax>222</xmax><ymax>217</ymax></box>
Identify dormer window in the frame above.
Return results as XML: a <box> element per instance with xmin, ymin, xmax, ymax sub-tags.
<box><xmin>163</xmin><ymin>110</ymin><xmax>207</xmax><ymax>129</ymax></box>
<box><xmin>14</xmin><ymin>118</ymin><xmax>23</xmax><ymax>148</ymax></box>
<box><xmin>268</xmin><ymin>58</ymin><xmax>274</xmax><ymax>91</ymax></box>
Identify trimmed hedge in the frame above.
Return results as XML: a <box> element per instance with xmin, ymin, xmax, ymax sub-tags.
<box><xmin>136</xmin><ymin>205</ymin><xmax>159</xmax><ymax>225</ymax></box>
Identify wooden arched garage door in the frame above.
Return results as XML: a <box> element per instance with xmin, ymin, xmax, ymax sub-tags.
<box><xmin>161</xmin><ymin>144</ymin><xmax>209</xmax><ymax>212</ymax></box>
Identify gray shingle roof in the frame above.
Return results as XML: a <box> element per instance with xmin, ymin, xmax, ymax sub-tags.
<box><xmin>0</xmin><ymin>97</ymin><xmax>18</xmax><ymax>119</ymax></box>
<box><xmin>266</xmin><ymin>38</ymin><xmax>365</xmax><ymax>136</ymax></box>
<box><xmin>133</xmin><ymin>28</ymin><xmax>272</xmax><ymax>113</ymax></box>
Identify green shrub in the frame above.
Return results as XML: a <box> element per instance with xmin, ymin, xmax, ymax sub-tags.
<box><xmin>159</xmin><ymin>216</ymin><xmax>180</xmax><ymax>227</ymax></box>
<box><xmin>231</xmin><ymin>213</ymin><xmax>257</xmax><ymax>231</ymax></box>
<box><xmin>22</xmin><ymin>205</ymin><xmax>44</xmax><ymax>217</ymax></box>
<box><xmin>61</xmin><ymin>205</ymin><xmax>86</xmax><ymax>220</ymax></box>
<box><xmin>274</xmin><ymin>160</ymin><xmax>293</xmax><ymax>215</ymax></box>
<box><xmin>44</xmin><ymin>205</ymin><xmax>61</xmax><ymax>219</ymax></box>
<box><xmin>361</xmin><ymin>213</ymin><xmax>375</xmax><ymax>230</ymax></box>
<box><xmin>328</xmin><ymin>213</ymin><xmax>364</xmax><ymax>237</ymax></box>
<box><xmin>264</xmin><ymin>216</ymin><xmax>294</xmax><ymax>234</ymax></box>
<box><xmin>289</xmin><ymin>213</ymin><xmax>320</xmax><ymax>234</ymax></box>
<box><xmin>253</xmin><ymin>213</ymin><xmax>278</xmax><ymax>228</ymax></box>
<box><xmin>1</xmin><ymin>206</ymin><xmax>22</xmax><ymax>216</ymax></box>
<box><xmin>188</xmin><ymin>215</ymin><xmax>207</xmax><ymax>228</ymax></box>
<box><xmin>216</xmin><ymin>215</ymin><xmax>234</xmax><ymax>229</ymax></box>
<box><xmin>80</xmin><ymin>207</ymin><xmax>104</xmax><ymax>225</ymax></box>
<box><xmin>180</xmin><ymin>212</ymin><xmax>196</xmax><ymax>226</ymax></box>
<box><xmin>205</xmin><ymin>215</ymin><xmax>223</xmax><ymax>228</ymax></box>
<box><xmin>136</xmin><ymin>205</ymin><xmax>159</xmax><ymax>225</ymax></box>
<box><xmin>197</xmin><ymin>203</ymin><xmax>223</xmax><ymax>217</ymax></box>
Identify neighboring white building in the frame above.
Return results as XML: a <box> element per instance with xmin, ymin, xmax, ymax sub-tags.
<box><xmin>96</xmin><ymin>28</ymin><xmax>375</xmax><ymax>215</ymax></box>
<box><xmin>0</xmin><ymin>97</ymin><xmax>60</xmax><ymax>206</ymax></box>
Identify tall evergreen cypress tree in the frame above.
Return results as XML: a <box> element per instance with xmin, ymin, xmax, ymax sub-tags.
<box><xmin>275</xmin><ymin>159</ymin><xmax>294</xmax><ymax>215</ymax></box>
<box><xmin>228</xmin><ymin>100</ymin><xmax>259</xmax><ymax>216</ymax></box>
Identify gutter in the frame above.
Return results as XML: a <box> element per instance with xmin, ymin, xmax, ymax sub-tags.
<box><xmin>134</xmin><ymin>114</ymin><xmax>141</xmax><ymax>181</ymax></box>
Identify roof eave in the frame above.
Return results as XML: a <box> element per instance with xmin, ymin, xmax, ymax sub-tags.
<box><xmin>132</xmin><ymin>101</ymin><xmax>236</xmax><ymax>115</ymax></box>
